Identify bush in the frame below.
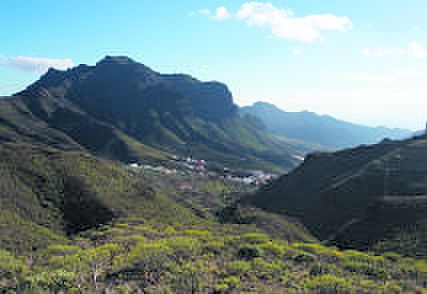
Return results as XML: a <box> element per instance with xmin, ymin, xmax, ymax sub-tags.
<box><xmin>240</xmin><ymin>233</ymin><xmax>270</xmax><ymax>244</ymax></box>
<box><xmin>359</xmin><ymin>279</ymin><xmax>382</xmax><ymax>293</ymax></box>
<box><xmin>343</xmin><ymin>261</ymin><xmax>390</xmax><ymax>280</ymax></box>
<box><xmin>213</xmin><ymin>283</ymin><xmax>229</xmax><ymax>293</ymax></box>
<box><xmin>251</xmin><ymin>258</ymin><xmax>284</xmax><ymax>280</ymax></box>
<box><xmin>163</xmin><ymin>237</ymin><xmax>200</xmax><ymax>260</ymax></box>
<box><xmin>306</xmin><ymin>274</ymin><xmax>352</xmax><ymax>293</ymax></box>
<box><xmin>0</xmin><ymin>249</ymin><xmax>27</xmax><ymax>290</ymax></box>
<box><xmin>310</xmin><ymin>263</ymin><xmax>339</xmax><ymax>276</ymax></box>
<box><xmin>238</xmin><ymin>245</ymin><xmax>264</xmax><ymax>260</ymax></box>
<box><xmin>222</xmin><ymin>276</ymin><xmax>241</xmax><ymax>288</ymax></box>
<box><xmin>184</xmin><ymin>229</ymin><xmax>212</xmax><ymax>239</ymax></box>
<box><xmin>27</xmin><ymin>270</ymin><xmax>76</xmax><ymax>291</ymax></box>
<box><xmin>259</xmin><ymin>241</ymin><xmax>287</xmax><ymax>256</ymax></box>
<box><xmin>383</xmin><ymin>282</ymin><xmax>403</xmax><ymax>293</ymax></box>
<box><xmin>293</xmin><ymin>251</ymin><xmax>317</xmax><ymax>263</ymax></box>
<box><xmin>203</xmin><ymin>241</ymin><xmax>225</xmax><ymax>255</ymax></box>
<box><xmin>383</xmin><ymin>252</ymin><xmax>401</xmax><ymax>262</ymax></box>
<box><xmin>343</xmin><ymin>250</ymin><xmax>385</xmax><ymax>265</ymax></box>
<box><xmin>227</xmin><ymin>260</ymin><xmax>251</xmax><ymax>276</ymax></box>
<box><xmin>293</xmin><ymin>243</ymin><xmax>343</xmax><ymax>261</ymax></box>
<box><xmin>126</xmin><ymin>242</ymin><xmax>172</xmax><ymax>278</ymax></box>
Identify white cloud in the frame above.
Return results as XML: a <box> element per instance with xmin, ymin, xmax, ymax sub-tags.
<box><xmin>192</xmin><ymin>2</ymin><xmax>352</xmax><ymax>42</ymax></box>
<box><xmin>0</xmin><ymin>55</ymin><xmax>74</xmax><ymax>73</ymax></box>
<box><xmin>236</xmin><ymin>2</ymin><xmax>352</xmax><ymax>42</ymax></box>
<box><xmin>344</xmin><ymin>73</ymin><xmax>396</xmax><ymax>83</ymax></box>
<box><xmin>363</xmin><ymin>42</ymin><xmax>427</xmax><ymax>59</ymax></box>
<box><xmin>407</xmin><ymin>42</ymin><xmax>427</xmax><ymax>58</ymax></box>
<box><xmin>362</xmin><ymin>48</ymin><xmax>405</xmax><ymax>58</ymax></box>
<box><xmin>212</xmin><ymin>7</ymin><xmax>231</xmax><ymax>20</ymax></box>
<box><xmin>394</xmin><ymin>69</ymin><xmax>427</xmax><ymax>78</ymax></box>
<box><xmin>190</xmin><ymin>7</ymin><xmax>230</xmax><ymax>21</ymax></box>
<box><xmin>292</xmin><ymin>49</ymin><xmax>304</xmax><ymax>56</ymax></box>
<box><xmin>189</xmin><ymin>9</ymin><xmax>211</xmax><ymax>17</ymax></box>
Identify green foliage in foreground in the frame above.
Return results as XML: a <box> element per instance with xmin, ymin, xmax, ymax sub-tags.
<box><xmin>2</xmin><ymin>220</ymin><xmax>427</xmax><ymax>293</ymax></box>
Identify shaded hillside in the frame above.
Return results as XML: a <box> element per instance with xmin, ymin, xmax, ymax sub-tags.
<box><xmin>332</xmin><ymin>196</ymin><xmax>427</xmax><ymax>257</ymax></box>
<box><xmin>247</xmin><ymin>134</ymin><xmax>427</xmax><ymax>257</ymax></box>
<box><xmin>0</xmin><ymin>143</ymin><xmax>196</xmax><ymax>252</ymax></box>
<box><xmin>241</xmin><ymin>102</ymin><xmax>412</xmax><ymax>150</ymax></box>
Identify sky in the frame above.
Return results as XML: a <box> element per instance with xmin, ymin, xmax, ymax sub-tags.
<box><xmin>1</xmin><ymin>0</ymin><xmax>427</xmax><ymax>130</ymax></box>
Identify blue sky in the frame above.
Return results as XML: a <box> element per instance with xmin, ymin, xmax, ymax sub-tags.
<box><xmin>1</xmin><ymin>0</ymin><xmax>427</xmax><ymax>130</ymax></box>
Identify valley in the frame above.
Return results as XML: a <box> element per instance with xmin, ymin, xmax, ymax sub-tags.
<box><xmin>0</xmin><ymin>56</ymin><xmax>426</xmax><ymax>293</ymax></box>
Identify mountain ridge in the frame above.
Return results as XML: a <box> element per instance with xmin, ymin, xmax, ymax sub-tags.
<box><xmin>246</xmin><ymin>132</ymin><xmax>427</xmax><ymax>257</ymax></box>
<box><xmin>241</xmin><ymin>101</ymin><xmax>412</xmax><ymax>150</ymax></box>
<box><xmin>0</xmin><ymin>56</ymin><xmax>315</xmax><ymax>172</ymax></box>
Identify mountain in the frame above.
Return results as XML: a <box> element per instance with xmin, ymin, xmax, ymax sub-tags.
<box><xmin>240</xmin><ymin>102</ymin><xmax>412</xmax><ymax>150</ymax></box>
<box><xmin>0</xmin><ymin>56</ymin><xmax>314</xmax><ymax>173</ymax></box>
<box><xmin>247</xmin><ymin>133</ymin><xmax>427</xmax><ymax>257</ymax></box>
<box><xmin>2</xmin><ymin>57</ymin><xmax>427</xmax><ymax>292</ymax></box>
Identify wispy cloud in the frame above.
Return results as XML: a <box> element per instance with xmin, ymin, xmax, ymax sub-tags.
<box><xmin>292</xmin><ymin>49</ymin><xmax>304</xmax><ymax>56</ymax></box>
<box><xmin>394</xmin><ymin>69</ymin><xmax>427</xmax><ymax>78</ymax></box>
<box><xmin>344</xmin><ymin>73</ymin><xmax>396</xmax><ymax>83</ymax></box>
<box><xmin>191</xmin><ymin>2</ymin><xmax>352</xmax><ymax>42</ymax></box>
<box><xmin>345</xmin><ymin>68</ymin><xmax>427</xmax><ymax>84</ymax></box>
<box><xmin>190</xmin><ymin>6</ymin><xmax>231</xmax><ymax>21</ymax></box>
<box><xmin>0</xmin><ymin>55</ymin><xmax>74</xmax><ymax>73</ymax></box>
<box><xmin>363</xmin><ymin>42</ymin><xmax>427</xmax><ymax>59</ymax></box>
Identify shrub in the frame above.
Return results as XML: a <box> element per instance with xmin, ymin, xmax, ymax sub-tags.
<box><xmin>171</xmin><ymin>264</ymin><xmax>203</xmax><ymax>293</ymax></box>
<box><xmin>227</xmin><ymin>260</ymin><xmax>251</xmax><ymax>276</ymax></box>
<box><xmin>203</xmin><ymin>241</ymin><xmax>225</xmax><ymax>255</ymax></box>
<box><xmin>241</xmin><ymin>233</ymin><xmax>270</xmax><ymax>244</ymax></box>
<box><xmin>359</xmin><ymin>279</ymin><xmax>382</xmax><ymax>293</ymax></box>
<box><xmin>343</xmin><ymin>250</ymin><xmax>385</xmax><ymax>265</ymax></box>
<box><xmin>310</xmin><ymin>263</ymin><xmax>339</xmax><ymax>276</ymax></box>
<box><xmin>213</xmin><ymin>283</ymin><xmax>229</xmax><ymax>293</ymax></box>
<box><xmin>306</xmin><ymin>274</ymin><xmax>352</xmax><ymax>293</ymax></box>
<box><xmin>163</xmin><ymin>237</ymin><xmax>200</xmax><ymax>260</ymax></box>
<box><xmin>184</xmin><ymin>229</ymin><xmax>212</xmax><ymax>239</ymax></box>
<box><xmin>383</xmin><ymin>282</ymin><xmax>403</xmax><ymax>293</ymax></box>
<box><xmin>343</xmin><ymin>261</ymin><xmax>390</xmax><ymax>280</ymax></box>
<box><xmin>222</xmin><ymin>276</ymin><xmax>241</xmax><ymax>288</ymax></box>
<box><xmin>251</xmin><ymin>258</ymin><xmax>284</xmax><ymax>280</ymax></box>
<box><xmin>126</xmin><ymin>242</ymin><xmax>172</xmax><ymax>278</ymax></box>
<box><xmin>238</xmin><ymin>245</ymin><xmax>264</xmax><ymax>260</ymax></box>
<box><xmin>0</xmin><ymin>249</ymin><xmax>27</xmax><ymax>290</ymax></box>
<box><xmin>259</xmin><ymin>241</ymin><xmax>287</xmax><ymax>256</ymax></box>
<box><xmin>383</xmin><ymin>252</ymin><xmax>401</xmax><ymax>262</ymax></box>
<box><xmin>293</xmin><ymin>251</ymin><xmax>317</xmax><ymax>263</ymax></box>
<box><xmin>27</xmin><ymin>270</ymin><xmax>76</xmax><ymax>291</ymax></box>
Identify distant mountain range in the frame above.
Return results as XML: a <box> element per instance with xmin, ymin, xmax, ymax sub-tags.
<box><xmin>246</xmin><ymin>133</ymin><xmax>427</xmax><ymax>257</ymax></box>
<box><xmin>241</xmin><ymin>102</ymin><xmax>412</xmax><ymax>150</ymax></box>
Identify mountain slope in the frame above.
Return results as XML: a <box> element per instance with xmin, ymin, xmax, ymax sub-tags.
<box><xmin>0</xmin><ymin>142</ymin><xmax>197</xmax><ymax>252</ymax></box>
<box><xmin>247</xmin><ymin>133</ymin><xmax>427</xmax><ymax>257</ymax></box>
<box><xmin>0</xmin><ymin>56</ymin><xmax>307</xmax><ymax>172</ymax></box>
<box><xmin>241</xmin><ymin>102</ymin><xmax>412</xmax><ymax>150</ymax></box>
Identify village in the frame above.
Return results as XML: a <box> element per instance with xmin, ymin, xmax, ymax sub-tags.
<box><xmin>126</xmin><ymin>154</ymin><xmax>278</xmax><ymax>187</ymax></box>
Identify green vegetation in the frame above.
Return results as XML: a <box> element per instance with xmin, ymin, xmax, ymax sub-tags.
<box><xmin>2</xmin><ymin>222</ymin><xmax>427</xmax><ymax>293</ymax></box>
<box><xmin>2</xmin><ymin>140</ymin><xmax>426</xmax><ymax>293</ymax></box>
